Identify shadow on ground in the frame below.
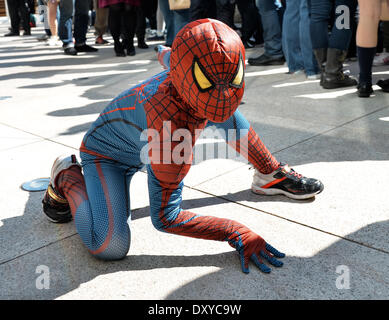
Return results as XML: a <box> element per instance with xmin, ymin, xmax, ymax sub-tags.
<box><xmin>0</xmin><ymin>189</ymin><xmax>388</xmax><ymax>299</ymax></box>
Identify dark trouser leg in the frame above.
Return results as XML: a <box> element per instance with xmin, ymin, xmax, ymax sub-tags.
<box><xmin>309</xmin><ymin>0</ymin><xmax>330</xmax><ymax>82</ymax></box>
<box><xmin>6</xmin><ymin>0</ymin><xmax>21</xmax><ymax>33</ymax></box>
<box><xmin>347</xmin><ymin>13</ymin><xmax>358</xmax><ymax>59</ymax></box>
<box><xmin>73</xmin><ymin>0</ymin><xmax>90</xmax><ymax>45</ymax></box>
<box><xmin>58</xmin><ymin>0</ymin><xmax>74</xmax><ymax>47</ymax></box>
<box><xmin>122</xmin><ymin>4</ymin><xmax>138</xmax><ymax>54</ymax></box>
<box><xmin>173</xmin><ymin>9</ymin><xmax>190</xmax><ymax>36</ymax></box>
<box><xmin>27</xmin><ymin>0</ymin><xmax>35</xmax><ymax>13</ymax></box>
<box><xmin>136</xmin><ymin>3</ymin><xmax>147</xmax><ymax>46</ymax></box>
<box><xmin>158</xmin><ymin>0</ymin><xmax>174</xmax><ymax>46</ymax></box>
<box><xmin>143</xmin><ymin>0</ymin><xmax>158</xmax><ymax>30</ymax></box>
<box><xmin>255</xmin><ymin>0</ymin><xmax>283</xmax><ymax>57</ymax></box>
<box><xmin>108</xmin><ymin>3</ymin><xmax>125</xmax><ymax>55</ymax></box>
<box><xmin>309</xmin><ymin>0</ymin><xmax>331</xmax><ymax>50</ymax></box>
<box><xmin>216</xmin><ymin>0</ymin><xmax>235</xmax><ymax>28</ymax></box>
<box><xmin>237</xmin><ymin>0</ymin><xmax>259</xmax><ymax>43</ymax></box>
<box><xmin>190</xmin><ymin>0</ymin><xmax>216</xmax><ymax>20</ymax></box>
<box><xmin>383</xmin><ymin>21</ymin><xmax>389</xmax><ymax>52</ymax></box>
<box><xmin>328</xmin><ymin>0</ymin><xmax>357</xmax><ymax>51</ymax></box>
<box><xmin>19</xmin><ymin>0</ymin><xmax>31</xmax><ymax>33</ymax></box>
<box><xmin>108</xmin><ymin>4</ymin><xmax>122</xmax><ymax>42</ymax></box>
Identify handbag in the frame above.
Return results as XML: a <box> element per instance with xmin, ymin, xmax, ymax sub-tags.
<box><xmin>168</xmin><ymin>0</ymin><xmax>191</xmax><ymax>11</ymax></box>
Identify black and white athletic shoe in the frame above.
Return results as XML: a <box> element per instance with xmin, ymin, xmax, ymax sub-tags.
<box><xmin>251</xmin><ymin>163</ymin><xmax>324</xmax><ymax>200</ymax></box>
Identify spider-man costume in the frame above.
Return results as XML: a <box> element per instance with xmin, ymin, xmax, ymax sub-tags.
<box><xmin>43</xmin><ymin>19</ymin><xmax>289</xmax><ymax>273</ymax></box>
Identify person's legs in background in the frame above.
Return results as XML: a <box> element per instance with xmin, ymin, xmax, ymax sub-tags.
<box><xmin>107</xmin><ymin>3</ymin><xmax>138</xmax><ymax>57</ymax></box>
<box><xmin>108</xmin><ymin>3</ymin><xmax>126</xmax><ymax>56</ymax></box>
<box><xmin>382</xmin><ymin>21</ymin><xmax>389</xmax><ymax>61</ymax></box>
<box><xmin>73</xmin><ymin>0</ymin><xmax>98</xmax><ymax>52</ymax></box>
<box><xmin>373</xmin><ymin>20</ymin><xmax>389</xmax><ymax>65</ymax></box>
<box><xmin>150</xmin><ymin>0</ymin><xmax>159</xmax><ymax>31</ymax></box>
<box><xmin>19</xmin><ymin>0</ymin><xmax>31</xmax><ymax>35</ymax></box>
<box><xmin>248</xmin><ymin>0</ymin><xmax>284</xmax><ymax>66</ymax></box>
<box><xmin>324</xmin><ymin>0</ymin><xmax>357</xmax><ymax>88</ymax></box>
<box><xmin>93</xmin><ymin>0</ymin><xmax>109</xmax><ymax>45</ymax></box>
<box><xmin>173</xmin><ymin>8</ymin><xmax>190</xmax><ymax>37</ymax></box>
<box><xmin>327</xmin><ymin>0</ymin><xmax>357</xmax><ymax>50</ymax></box>
<box><xmin>4</xmin><ymin>0</ymin><xmax>32</xmax><ymax>36</ymax></box>
<box><xmin>236</xmin><ymin>0</ymin><xmax>261</xmax><ymax>48</ymax></box>
<box><xmin>282</xmin><ymin>0</ymin><xmax>304</xmax><ymax>74</ymax></box>
<box><xmin>309</xmin><ymin>0</ymin><xmax>331</xmax><ymax>82</ymax></box>
<box><xmin>158</xmin><ymin>0</ymin><xmax>175</xmax><ymax>46</ymax></box>
<box><xmin>144</xmin><ymin>0</ymin><xmax>158</xmax><ymax>33</ymax></box>
<box><xmin>159</xmin><ymin>0</ymin><xmax>190</xmax><ymax>46</ymax></box>
<box><xmin>14</xmin><ymin>0</ymin><xmax>32</xmax><ymax>35</ymax></box>
<box><xmin>5</xmin><ymin>0</ymin><xmax>22</xmax><ymax>36</ymax></box>
<box><xmin>375</xmin><ymin>3</ymin><xmax>389</xmax><ymax>92</ymax></box>
<box><xmin>58</xmin><ymin>0</ymin><xmax>77</xmax><ymax>54</ymax></box>
<box><xmin>136</xmin><ymin>0</ymin><xmax>149</xmax><ymax>49</ymax></box>
<box><xmin>299</xmin><ymin>0</ymin><xmax>319</xmax><ymax>77</ymax></box>
<box><xmin>216</xmin><ymin>0</ymin><xmax>235</xmax><ymax>28</ymax></box>
<box><xmin>122</xmin><ymin>4</ymin><xmax>139</xmax><ymax>56</ymax></box>
<box><xmin>47</xmin><ymin>0</ymin><xmax>60</xmax><ymax>46</ymax></box>
<box><xmin>148</xmin><ymin>0</ymin><xmax>165</xmax><ymax>41</ymax></box>
<box><xmin>27</xmin><ymin>0</ymin><xmax>36</xmax><ymax>28</ymax></box>
<box><xmin>356</xmin><ymin>0</ymin><xmax>381</xmax><ymax>97</ymax></box>
<box><xmin>190</xmin><ymin>0</ymin><xmax>216</xmax><ymax>21</ymax></box>
<box><xmin>346</xmin><ymin>8</ymin><xmax>358</xmax><ymax>60</ymax></box>
<box><xmin>383</xmin><ymin>21</ymin><xmax>389</xmax><ymax>54</ymax></box>
<box><xmin>310</xmin><ymin>0</ymin><xmax>357</xmax><ymax>89</ymax></box>
<box><xmin>37</xmin><ymin>0</ymin><xmax>52</xmax><ymax>40</ymax></box>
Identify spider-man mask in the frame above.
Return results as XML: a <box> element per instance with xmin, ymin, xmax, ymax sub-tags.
<box><xmin>170</xmin><ymin>19</ymin><xmax>245</xmax><ymax>123</ymax></box>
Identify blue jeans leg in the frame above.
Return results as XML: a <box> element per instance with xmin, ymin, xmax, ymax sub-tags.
<box><xmin>59</xmin><ymin>0</ymin><xmax>74</xmax><ymax>47</ymax></box>
<box><xmin>309</xmin><ymin>0</ymin><xmax>357</xmax><ymax>51</ymax></box>
<box><xmin>299</xmin><ymin>0</ymin><xmax>319</xmax><ymax>75</ymax></box>
<box><xmin>256</xmin><ymin>0</ymin><xmax>283</xmax><ymax>57</ymax></box>
<box><xmin>328</xmin><ymin>0</ymin><xmax>356</xmax><ymax>50</ymax></box>
<box><xmin>282</xmin><ymin>0</ymin><xmax>304</xmax><ymax>72</ymax></box>
<box><xmin>309</xmin><ymin>0</ymin><xmax>331</xmax><ymax>50</ymax></box>
<box><xmin>173</xmin><ymin>9</ymin><xmax>190</xmax><ymax>38</ymax></box>
<box><xmin>159</xmin><ymin>0</ymin><xmax>175</xmax><ymax>46</ymax></box>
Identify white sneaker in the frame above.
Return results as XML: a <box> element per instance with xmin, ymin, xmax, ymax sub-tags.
<box><xmin>251</xmin><ymin>163</ymin><xmax>324</xmax><ymax>200</ymax></box>
<box><xmin>307</xmin><ymin>74</ymin><xmax>321</xmax><ymax>80</ymax></box>
<box><xmin>46</xmin><ymin>36</ymin><xmax>61</xmax><ymax>47</ymax></box>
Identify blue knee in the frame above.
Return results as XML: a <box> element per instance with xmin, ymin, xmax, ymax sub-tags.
<box><xmin>93</xmin><ymin>232</ymin><xmax>131</xmax><ymax>261</ymax></box>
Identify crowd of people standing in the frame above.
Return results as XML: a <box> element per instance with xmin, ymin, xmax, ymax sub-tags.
<box><xmin>3</xmin><ymin>0</ymin><xmax>389</xmax><ymax>98</ymax></box>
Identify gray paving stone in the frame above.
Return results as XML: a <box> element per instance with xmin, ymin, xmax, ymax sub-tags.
<box><xmin>0</xmin><ymin>189</ymin><xmax>387</xmax><ymax>299</ymax></box>
<box><xmin>0</xmin><ymin>123</ymin><xmax>43</xmax><ymax>151</ymax></box>
<box><xmin>195</xmin><ymin>159</ymin><xmax>389</xmax><ymax>252</ymax></box>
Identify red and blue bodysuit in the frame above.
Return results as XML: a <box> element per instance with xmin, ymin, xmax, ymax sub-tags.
<box><xmin>55</xmin><ymin>19</ymin><xmax>285</xmax><ymax>273</ymax></box>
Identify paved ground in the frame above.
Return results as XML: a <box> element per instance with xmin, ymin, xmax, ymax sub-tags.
<box><xmin>0</xmin><ymin>20</ymin><xmax>389</xmax><ymax>300</ymax></box>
